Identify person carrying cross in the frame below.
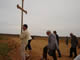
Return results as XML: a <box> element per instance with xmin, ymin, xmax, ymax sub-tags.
<box><xmin>20</xmin><ymin>24</ymin><xmax>31</xmax><ymax>60</ymax></box>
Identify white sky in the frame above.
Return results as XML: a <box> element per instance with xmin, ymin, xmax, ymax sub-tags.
<box><xmin>0</xmin><ymin>0</ymin><xmax>80</xmax><ymax>36</ymax></box>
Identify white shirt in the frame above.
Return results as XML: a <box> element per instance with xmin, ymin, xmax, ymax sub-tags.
<box><xmin>20</xmin><ymin>29</ymin><xmax>32</xmax><ymax>46</ymax></box>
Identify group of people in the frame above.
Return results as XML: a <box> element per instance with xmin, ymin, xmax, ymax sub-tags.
<box><xmin>41</xmin><ymin>31</ymin><xmax>79</xmax><ymax>60</ymax></box>
<box><xmin>41</xmin><ymin>30</ymin><xmax>61</xmax><ymax>60</ymax></box>
<box><xmin>19</xmin><ymin>24</ymin><xmax>79</xmax><ymax>60</ymax></box>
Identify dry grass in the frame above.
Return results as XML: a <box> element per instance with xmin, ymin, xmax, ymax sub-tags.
<box><xmin>0</xmin><ymin>35</ymin><xmax>80</xmax><ymax>60</ymax></box>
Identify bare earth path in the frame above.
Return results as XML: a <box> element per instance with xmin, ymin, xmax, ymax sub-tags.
<box><xmin>0</xmin><ymin>35</ymin><xmax>80</xmax><ymax>60</ymax></box>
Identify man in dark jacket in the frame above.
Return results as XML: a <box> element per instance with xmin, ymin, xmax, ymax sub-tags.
<box><xmin>53</xmin><ymin>31</ymin><xmax>62</xmax><ymax>57</ymax></box>
<box><xmin>69</xmin><ymin>33</ymin><xmax>78</xmax><ymax>58</ymax></box>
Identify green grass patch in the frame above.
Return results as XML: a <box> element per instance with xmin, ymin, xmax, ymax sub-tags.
<box><xmin>0</xmin><ymin>37</ymin><xmax>8</xmax><ymax>40</ymax></box>
<box><xmin>0</xmin><ymin>43</ymin><xmax>13</xmax><ymax>60</ymax></box>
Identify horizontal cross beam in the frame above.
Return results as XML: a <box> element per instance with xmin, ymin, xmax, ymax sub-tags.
<box><xmin>17</xmin><ymin>4</ymin><xmax>27</xmax><ymax>14</ymax></box>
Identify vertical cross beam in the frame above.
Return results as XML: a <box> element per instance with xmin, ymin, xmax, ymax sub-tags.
<box><xmin>17</xmin><ymin>0</ymin><xmax>27</xmax><ymax>33</ymax></box>
<box><xmin>21</xmin><ymin>0</ymin><xmax>24</xmax><ymax>33</ymax></box>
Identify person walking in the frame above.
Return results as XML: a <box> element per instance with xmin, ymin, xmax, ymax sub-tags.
<box><xmin>53</xmin><ymin>31</ymin><xmax>62</xmax><ymax>57</ymax></box>
<box><xmin>69</xmin><ymin>33</ymin><xmax>78</xmax><ymax>58</ymax></box>
<box><xmin>47</xmin><ymin>30</ymin><xmax>58</xmax><ymax>60</ymax></box>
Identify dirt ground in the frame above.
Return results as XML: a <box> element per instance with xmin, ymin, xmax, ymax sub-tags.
<box><xmin>0</xmin><ymin>35</ymin><xmax>80</xmax><ymax>60</ymax></box>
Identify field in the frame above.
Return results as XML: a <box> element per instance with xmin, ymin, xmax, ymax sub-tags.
<box><xmin>0</xmin><ymin>34</ymin><xmax>80</xmax><ymax>60</ymax></box>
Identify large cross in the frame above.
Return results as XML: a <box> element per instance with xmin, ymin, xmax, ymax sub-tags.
<box><xmin>17</xmin><ymin>0</ymin><xmax>27</xmax><ymax>33</ymax></box>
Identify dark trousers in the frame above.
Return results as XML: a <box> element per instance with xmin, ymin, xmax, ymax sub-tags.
<box><xmin>57</xmin><ymin>44</ymin><xmax>61</xmax><ymax>57</ymax></box>
<box><xmin>43</xmin><ymin>46</ymin><xmax>57</xmax><ymax>60</ymax></box>
<box><xmin>53</xmin><ymin>50</ymin><xmax>57</xmax><ymax>60</ymax></box>
<box><xmin>57</xmin><ymin>49</ymin><xmax>61</xmax><ymax>57</ymax></box>
<box><xmin>70</xmin><ymin>47</ymin><xmax>77</xmax><ymax>57</ymax></box>
<box><xmin>25</xmin><ymin>40</ymin><xmax>32</xmax><ymax>50</ymax></box>
<box><xmin>48</xmin><ymin>49</ymin><xmax>57</xmax><ymax>60</ymax></box>
<box><xmin>43</xmin><ymin>46</ymin><xmax>48</xmax><ymax>60</ymax></box>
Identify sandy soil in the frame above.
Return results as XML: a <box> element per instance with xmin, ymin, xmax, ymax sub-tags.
<box><xmin>0</xmin><ymin>35</ymin><xmax>80</xmax><ymax>60</ymax></box>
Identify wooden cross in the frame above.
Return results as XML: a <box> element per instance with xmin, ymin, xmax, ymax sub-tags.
<box><xmin>17</xmin><ymin>0</ymin><xmax>27</xmax><ymax>33</ymax></box>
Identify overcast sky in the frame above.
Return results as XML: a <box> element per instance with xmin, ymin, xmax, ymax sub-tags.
<box><xmin>0</xmin><ymin>0</ymin><xmax>80</xmax><ymax>36</ymax></box>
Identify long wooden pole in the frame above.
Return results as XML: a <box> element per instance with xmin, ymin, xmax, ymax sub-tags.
<box><xmin>21</xmin><ymin>0</ymin><xmax>24</xmax><ymax>33</ymax></box>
